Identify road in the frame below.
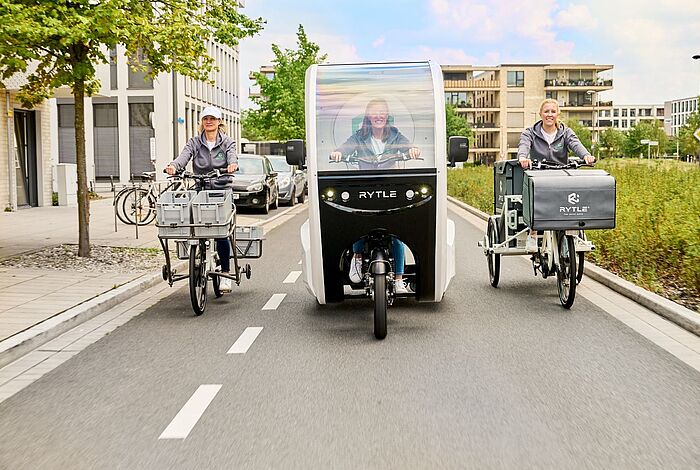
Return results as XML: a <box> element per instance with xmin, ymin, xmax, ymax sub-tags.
<box><xmin>0</xmin><ymin>204</ymin><xmax>699</xmax><ymax>469</ymax></box>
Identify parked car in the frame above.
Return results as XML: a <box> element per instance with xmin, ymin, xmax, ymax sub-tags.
<box><xmin>267</xmin><ymin>155</ymin><xmax>307</xmax><ymax>206</ymax></box>
<box><xmin>231</xmin><ymin>154</ymin><xmax>279</xmax><ymax>214</ymax></box>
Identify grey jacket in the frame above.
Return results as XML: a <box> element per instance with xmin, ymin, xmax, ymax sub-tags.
<box><xmin>171</xmin><ymin>131</ymin><xmax>237</xmax><ymax>189</ymax></box>
<box><xmin>335</xmin><ymin>126</ymin><xmax>412</xmax><ymax>170</ymax></box>
<box><xmin>517</xmin><ymin>121</ymin><xmax>590</xmax><ymax>165</ymax></box>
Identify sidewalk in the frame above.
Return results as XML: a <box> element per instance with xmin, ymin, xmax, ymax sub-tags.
<box><xmin>0</xmin><ymin>195</ymin><xmax>259</xmax><ymax>365</ymax></box>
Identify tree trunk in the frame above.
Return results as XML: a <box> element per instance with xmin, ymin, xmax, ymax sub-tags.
<box><xmin>73</xmin><ymin>79</ymin><xmax>90</xmax><ymax>257</ymax></box>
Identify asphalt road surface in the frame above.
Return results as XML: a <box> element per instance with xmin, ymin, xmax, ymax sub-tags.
<box><xmin>1</xmin><ymin>206</ymin><xmax>699</xmax><ymax>469</ymax></box>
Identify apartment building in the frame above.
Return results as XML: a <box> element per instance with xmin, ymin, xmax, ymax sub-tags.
<box><xmin>1</xmin><ymin>74</ymin><xmax>54</xmax><ymax>210</ymax></box>
<box><xmin>442</xmin><ymin>63</ymin><xmax>613</xmax><ymax>163</ymax></box>
<box><xmin>663</xmin><ymin>96</ymin><xmax>698</xmax><ymax>136</ymax></box>
<box><xmin>600</xmin><ymin>104</ymin><xmax>664</xmax><ymax>132</ymax></box>
<box><xmin>53</xmin><ymin>42</ymin><xmax>242</xmax><ymax>188</ymax></box>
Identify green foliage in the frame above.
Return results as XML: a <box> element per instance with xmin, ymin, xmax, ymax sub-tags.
<box><xmin>598</xmin><ymin>127</ymin><xmax>625</xmax><ymax>159</ymax></box>
<box><xmin>623</xmin><ymin>120</ymin><xmax>668</xmax><ymax>158</ymax></box>
<box><xmin>447</xmin><ymin>159</ymin><xmax>700</xmax><ymax>310</ymax></box>
<box><xmin>677</xmin><ymin>106</ymin><xmax>700</xmax><ymax>157</ymax></box>
<box><xmin>564</xmin><ymin>119</ymin><xmax>592</xmax><ymax>154</ymax></box>
<box><xmin>445</xmin><ymin>104</ymin><xmax>473</xmax><ymax>143</ymax></box>
<box><xmin>243</xmin><ymin>25</ymin><xmax>327</xmax><ymax>141</ymax></box>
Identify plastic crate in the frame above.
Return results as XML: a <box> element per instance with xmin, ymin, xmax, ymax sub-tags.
<box><xmin>156</xmin><ymin>190</ymin><xmax>197</xmax><ymax>238</ymax></box>
<box><xmin>235</xmin><ymin>225</ymin><xmax>264</xmax><ymax>258</ymax></box>
<box><xmin>191</xmin><ymin>190</ymin><xmax>234</xmax><ymax>238</ymax></box>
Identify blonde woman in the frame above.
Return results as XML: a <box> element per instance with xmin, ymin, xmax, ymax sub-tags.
<box><xmin>517</xmin><ymin>99</ymin><xmax>595</xmax><ymax>251</ymax></box>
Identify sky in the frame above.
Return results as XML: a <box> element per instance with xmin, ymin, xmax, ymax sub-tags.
<box><xmin>238</xmin><ymin>0</ymin><xmax>700</xmax><ymax>109</ymax></box>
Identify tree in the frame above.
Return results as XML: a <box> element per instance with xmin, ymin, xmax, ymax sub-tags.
<box><xmin>677</xmin><ymin>107</ymin><xmax>700</xmax><ymax>158</ymax></box>
<box><xmin>598</xmin><ymin>127</ymin><xmax>625</xmax><ymax>158</ymax></box>
<box><xmin>0</xmin><ymin>0</ymin><xmax>263</xmax><ymax>256</ymax></box>
<box><xmin>564</xmin><ymin>119</ymin><xmax>592</xmax><ymax>154</ymax></box>
<box><xmin>445</xmin><ymin>104</ymin><xmax>473</xmax><ymax>142</ymax></box>
<box><xmin>623</xmin><ymin>120</ymin><xmax>668</xmax><ymax>158</ymax></box>
<box><xmin>243</xmin><ymin>25</ymin><xmax>326</xmax><ymax>141</ymax></box>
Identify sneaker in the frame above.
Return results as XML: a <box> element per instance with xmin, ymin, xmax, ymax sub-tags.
<box><xmin>348</xmin><ymin>256</ymin><xmax>363</xmax><ymax>283</ymax></box>
<box><xmin>525</xmin><ymin>234</ymin><xmax>538</xmax><ymax>253</ymax></box>
<box><xmin>219</xmin><ymin>275</ymin><xmax>232</xmax><ymax>293</ymax></box>
<box><xmin>394</xmin><ymin>279</ymin><xmax>413</xmax><ymax>294</ymax></box>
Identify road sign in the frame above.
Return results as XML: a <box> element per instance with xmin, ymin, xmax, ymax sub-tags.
<box><xmin>694</xmin><ymin>128</ymin><xmax>700</xmax><ymax>143</ymax></box>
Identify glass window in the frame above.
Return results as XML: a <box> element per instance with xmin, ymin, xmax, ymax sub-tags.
<box><xmin>237</xmin><ymin>157</ymin><xmax>265</xmax><ymax>175</ymax></box>
<box><xmin>507</xmin><ymin>71</ymin><xmax>524</xmax><ymax>87</ymax></box>
<box><xmin>268</xmin><ymin>156</ymin><xmax>291</xmax><ymax>172</ymax></box>
<box><xmin>613</xmin><ymin>108</ymin><xmax>619</xmax><ymax>117</ymax></box>
<box><xmin>622</xmin><ymin>109</ymin><xmax>628</xmax><ymax>117</ymax></box>
<box><xmin>630</xmin><ymin>109</ymin><xmax>636</xmax><ymax>117</ymax></box>
<box><xmin>315</xmin><ymin>63</ymin><xmax>435</xmax><ymax>172</ymax></box>
<box><xmin>621</xmin><ymin>119</ymin><xmax>627</xmax><ymax>128</ymax></box>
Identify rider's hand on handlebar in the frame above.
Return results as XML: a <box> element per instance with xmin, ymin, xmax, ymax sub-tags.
<box><xmin>227</xmin><ymin>163</ymin><xmax>238</xmax><ymax>173</ymax></box>
<box><xmin>518</xmin><ymin>157</ymin><xmax>532</xmax><ymax>169</ymax></box>
<box><xmin>165</xmin><ymin>164</ymin><xmax>177</xmax><ymax>175</ymax></box>
<box><xmin>330</xmin><ymin>151</ymin><xmax>342</xmax><ymax>162</ymax></box>
<box><xmin>583</xmin><ymin>155</ymin><xmax>595</xmax><ymax>165</ymax></box>
<box><xmin>408</xmin><ymin>147</ymin><xmax>421</xmax><ymax>159</ymax></box>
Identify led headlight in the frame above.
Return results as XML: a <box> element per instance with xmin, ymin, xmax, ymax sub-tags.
<box><xmin>322</xmin><ymin>188</ymin><xmax>336</xmax><ymax>202</ymax></box>
<box><xmin>246</xmin><ymin>182</ymin><xmax>263</xmax><ymax>192</ymax></box>
<box><xmin>278</xmin><ymin>176</ymin><xmax>291</xmax><ymax>188</ymax></box>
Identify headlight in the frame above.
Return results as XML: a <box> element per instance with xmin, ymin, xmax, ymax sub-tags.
<box><xmin>246</xmin><ymin>182</ymin><xmax>263</xmax><ymax>192</ymax></box>
<box><xmin>278</xmin><ymin>176</ymin><xmax>291</xmax><ymax>187</ymax></box>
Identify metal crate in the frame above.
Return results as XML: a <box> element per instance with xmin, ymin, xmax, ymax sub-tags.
<box><xmin>234</xmin><ymin>225</ymin><xmax>264</xmax><ymax>258</ymax></box>
<box><xmin>191</xmin><ymin>190</ymin><xmax>234</xmax><ymax>238</ymax></box>
<box><xmin>156</xmin><ymin>190</ymin><xmax>197</xmax><ymax>238</ymax></box>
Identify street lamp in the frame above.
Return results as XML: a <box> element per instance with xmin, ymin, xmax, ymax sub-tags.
<box><xmin>587</xmin><ymin>90</ymin><xmax>597</xmax><ymax>157</ymax></box>
<box><xmin>694</xmin><ymin>55</ymin><xmax>700</xmax><ymax>95</ymax></box>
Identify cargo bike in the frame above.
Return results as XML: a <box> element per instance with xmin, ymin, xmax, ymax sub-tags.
<box><xmin>155</xmin><ymin>170</ymin><xmax>264</xmax><ymax>316</ymax></box>
<box><xmin>479</xmin><ymin>158</ymin><xmax>616</xmax><ymax>308</ymax></box>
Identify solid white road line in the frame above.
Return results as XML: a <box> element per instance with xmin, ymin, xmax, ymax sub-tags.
<box><xmin>283</xmin><ymin>271</ymin><xmax>302</xmax><ymax>284</ymax></box>
<box><xmin>159</xmin><ymin>384</ymin><xmax>222</xmax><ymax>440</ymax></box>
<box><xmin>262</xmin><ymin>293</ymin><xmax>286</xmax><ymax>310</ymax></box>
<box><xmin>227</xmin><ymin>327</ymin><xmax>263</xmax><ymax>354</ymax></box>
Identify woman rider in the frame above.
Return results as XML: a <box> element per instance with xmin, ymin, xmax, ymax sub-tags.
<box><xmin>517</xmin><ymin>98</ymin><xmax>595</xmax><ymax>252</ymax></box>
<box><xmin>165</xmin><ymin>106</ymin><xmax>238</xmax><ymax>292</ymax></box>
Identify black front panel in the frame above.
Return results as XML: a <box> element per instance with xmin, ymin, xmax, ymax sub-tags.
<box><xmin>318</xmin><ymin>170</ymin><xmax>438</xmax><ymax>302</ymax></box>
<box><xmin>494</xmin><ymin>159</ymin><xmax>524</xmax><ymax>213</ymax></box>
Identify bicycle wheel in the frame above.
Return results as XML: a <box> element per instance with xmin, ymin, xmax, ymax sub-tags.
<box><xmin>576</xmin><ymin>252</ymin><xmax>585</xmax><ymax>285</ymax></box>
<box><xmin>212</xmin><ymin>272</ymin><xmax>223</xmax><ymax>298</ymax></box>
<box><xmin>373</xmin><ymin>273</ymin><xmax>388</xmax><ymax>340</ymax></box>
<box><xmin>115</xmin><ymin>189</ymin><xmax>135</xmax><ymax>225</ymax></box>
<box><xmin>189</xmin><ymin>240</ymin><xmax>208</xmax><ymax>316</ymax></box>
<box><xmin>121</xmin><ymin>188</ymin><xmax>157</xmax><ymax>225</ymax></box>
<box><xmin>487</xmin><ymin>217</ymin><xmax>501</xmax><ymax>287</ymax></box>
<box><xmin>556</xmin><ymin>233</ymin><xmax>577</xmax><ymax>309</ymax></box>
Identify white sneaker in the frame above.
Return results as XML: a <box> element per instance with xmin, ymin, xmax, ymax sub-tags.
<box><xmin>394</xmin><ymin>279</ymin><xmax>412</xmax><ymax>294</ymax></box>
<box><xmin>219</xmin><ymin>275</ymin><xmax>232</xmax><ymax>293</ymax></box>
<box><xmin>349</xmin><ymin>257</ymin><xmax>363</xmax><ymax>283</ymax></box>
<box><xmin>525</xmin><ymin>234</ymin><xmax>538</xmax><ymax>253</ymax></box>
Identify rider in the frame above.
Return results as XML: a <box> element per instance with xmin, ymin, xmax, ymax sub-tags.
<box><xmin>330</xmin><ymin>98</ymin><xmax>421</xmax><ymax>293</ymax></box>
<box><xmin>165</xmin><ymin>106</ymin><xmax>238</xmax><ymax>292</ymax></box>
<box><xmin>517</xmin><ymin>98</ymin><xmax>595</xmax><ymax>252</ymax></box>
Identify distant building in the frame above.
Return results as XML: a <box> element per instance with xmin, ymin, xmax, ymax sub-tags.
<box><xmin>600</xmin><ymin>105</ymin><xmax>664</xmax><ymax>132</ymax></box>
<box><xmin>664</xmin><ymin>96</ymin><xmax>699</xmax><ymax>136</ymax></box>
<box><xmin>441</xmin><ymin>63</ymin><xmax>613</xmax><ymax>163</ymax></box>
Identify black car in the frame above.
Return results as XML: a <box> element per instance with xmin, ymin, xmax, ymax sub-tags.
<box><xmin>231</xmin><ymin>155</ymin><xmax>279</xmax><ymax>213</ymax></box>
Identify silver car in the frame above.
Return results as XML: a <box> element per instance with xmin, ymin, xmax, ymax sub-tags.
<box><xmin>267</xmin><ymin>155</ymin><xmax>307</xmax><ymax>206</ymax></box>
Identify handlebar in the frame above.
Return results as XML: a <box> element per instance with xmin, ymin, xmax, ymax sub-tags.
<box><xmin>531</xmin><ymin>158</ymin><xmax>593</xmax><ymax>170</ymax></box>
<box><xmin>163</xmin><ymin>168</ymin><xmax>235</xmax><ymax>180</ymax></box>
<box><xmin>329</xmin><ymin>151</ymin><xmax>423</xmax><ymax>165</ymax></box>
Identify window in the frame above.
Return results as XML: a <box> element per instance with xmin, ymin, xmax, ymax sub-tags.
<box><xmin>630</xmin><ymin>109</ymin><xmax>636</xmax><ymax>117</ymax></box>
<box><xmin>109</xmin><ymin>47</ymin><xmax>118</xmax><ymax>90</ymax></box>
<box><xmin>506</xmin><ymin>112</ymin><xmax>524</xmax><ymax>128</ymax></box>
<box><xmin>621</xmin><ymin>119</ymin><xmax>627</xmax><ymax>128</ymax></box>
<box><xmin>507</xmin><ymin>71</ymin><xmax>524</xmax><ymax>87</ymax></box>
<box><xmin>506</xmin><ymin>91</ymin><xmax>524</xmax><ymax>108</ymax></box>
<box><xmin>93</xmin><ymin>103</ymin><xmax>119</xmax><ymax>179</ymax></box>
<box><xmin>128</xmin><ymin>49</ymin><xmax>153</xmax><ymax>89</ymax></box>
<box><xmin>613</xmin><ymin>120</ymin><xmax>618</xmax><ymax>127</ymax></box>
<box><xmin>507</xmin><ymin>132</ymin><xmax>521</xmax><ymax>148</ymax></box>
<box><xmin>613</xmin><ymin>109</ymin><xmax>619</xmax><ymax>117</ymax></box>
<box><xmin>622</xmin><ymin>109</ymin><xmax>628</xmax><ymax>117</ymax></box>
<box><xmin>57</xmin><ymin>104</ymin><xmax>76</xmax><ymax>164</ymax></box>
<box><xmin>443</xmin><ymin>72</ymin><xmax>467</xmax><ymax>81</ymax></box>
<box><xmin>129</xmin><ymin>102</ymin><xmax>154</xmax><ymax>175</ymax></box>
<box><xmin>546</xmin><ymin>91</ymin><xmax>558</xmax><ymax>100</ymax></box>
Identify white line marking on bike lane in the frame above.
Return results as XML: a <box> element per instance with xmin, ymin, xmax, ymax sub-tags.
<box><xmin>159</xmin><ymin>384</ymin><xmax>221</xmax><ymax>440</ymax></box>
<box><xmin>227</xmin><ymin>327</ymin><xmax>263</xmax><ymax>354</ymax></box>
<box><xmin>262</xmin><ymin>293</ymin><xmax>286</xmax><ymax>310</ymax></box>
<box><xmin>283</xmin><ymin>271</ymin><xmax>302</xmax><ymax>284</ymax></box>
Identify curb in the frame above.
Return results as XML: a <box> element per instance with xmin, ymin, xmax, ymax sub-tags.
<box><xmin>0</xmin><ymin>264</ymin><xmax>183</xmax><ymax>369</ymax></box>
<box><xmin>447</xmin><ymin>196</ymin><xmax>700</xmax><ymax>336</ymax></box>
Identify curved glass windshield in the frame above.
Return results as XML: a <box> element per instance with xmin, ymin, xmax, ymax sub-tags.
<box><xmin>268</xmin><ymin>156</ymin><xmax>291</xmax><ymax>173</ymax></box>
<box><xmin>315</xmin><ymin>63</ymin><xmax>436</xmax><ymax>172</ymax></box>
<box><xmin>236</xmin><ymin>157</ymin><xmax>265</xmax><ymax>175</ymax></box>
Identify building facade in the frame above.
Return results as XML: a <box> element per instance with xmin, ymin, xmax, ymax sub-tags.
<box><xmin>599</xmin><ymin>104</ymin><xmax>664</xmax><ymax>132</ymax></box>
<box><xmin>663</xmin><ymin>96</ymin><xmax>699</xmax><ymax>136</ymax></box>
<box><xmin>442</xmin><ymin>63</ymin><xmax>613</xmax><ymax>163</ymax></box>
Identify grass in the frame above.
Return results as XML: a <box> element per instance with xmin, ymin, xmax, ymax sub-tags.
<box><xmin>447</xmin><ymin>159</ymin><xmax>700</xmax><ymax>311</ymax></box>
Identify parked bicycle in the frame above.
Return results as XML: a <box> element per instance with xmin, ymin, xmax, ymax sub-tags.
<box><xmin>112</xmin><ymin>172</ymin><xmax>189</xmax><ymax>226</ymax></box>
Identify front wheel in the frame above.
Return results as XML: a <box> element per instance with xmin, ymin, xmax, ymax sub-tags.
<box><xmin>189</xmin><ymin>240</ymin><xmax>208</xmax><ymax>315</ymax></box>
<box><xmin>556</xmin><ymin>233</ymin><xmax>577</xmax><ymax>309</ymax></box>
<box><xmin>487</xmin><ymin>218</ymin><xmax>501</xmax><ymax>287</ymax></box>
<box><xmin>373</xmin><ymin>274</ymin><xmax>388</xmax><ymax>340</ymax></box>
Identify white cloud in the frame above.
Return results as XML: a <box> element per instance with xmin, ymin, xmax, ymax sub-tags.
<box><xmin>372</xmin><ymin>36</ymin><xmax>386</xmax><ymax>48</ymax></box>
<box><xmin>411</xmin><ymin>46</ymin><xmax>478</xmax><ymax>64</ymax></box>
<box><xmin>555</xmin><ymin>4</ymin><xmax>597</xmax><ymax>30</ymax></box>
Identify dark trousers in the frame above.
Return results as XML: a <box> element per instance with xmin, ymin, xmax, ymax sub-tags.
<box><xmin>216</xmin><ymin>238</ymin><xmax>231</xmax><ymax>272</ymax></box>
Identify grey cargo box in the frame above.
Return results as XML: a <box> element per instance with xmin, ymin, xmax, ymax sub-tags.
<box><xmin>522</xmin><ymin>169</ymin><xmax>616</xmax><ymax>230</ymax></box>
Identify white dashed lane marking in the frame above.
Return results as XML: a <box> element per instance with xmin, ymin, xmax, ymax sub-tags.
<box><xmin>159</xmin><ymin>384</ymin><xmax>222</xmax><ymax>440</ymax></box>
<box><xmin>283</xmin><ymin>271</ymin><xmax>302</xmax><ymax>284</ymax></box>
<box><xmin>227</xmin><ymin>327</ymin><xmax>263</xmax><ymax>354</ymax></box>
<box><xmin>262</xmin><ymin>293</ymin><xmax>286</xmax><ymax>310</ymax></box>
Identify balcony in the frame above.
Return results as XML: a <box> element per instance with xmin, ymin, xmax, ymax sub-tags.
<box><xmin>544</xmin><ymin>79</ymin><xmax>613</xmax><ymax>88</ymax></box>
<box><xmin>444</xmin><ymin>79</ymin><xmax>500</xmax><ymax>89</ymax></box>
<box><xmin>472</xmin><ymin>122</ymin><xmax>498</xmax><ymax>129</ymax></box>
